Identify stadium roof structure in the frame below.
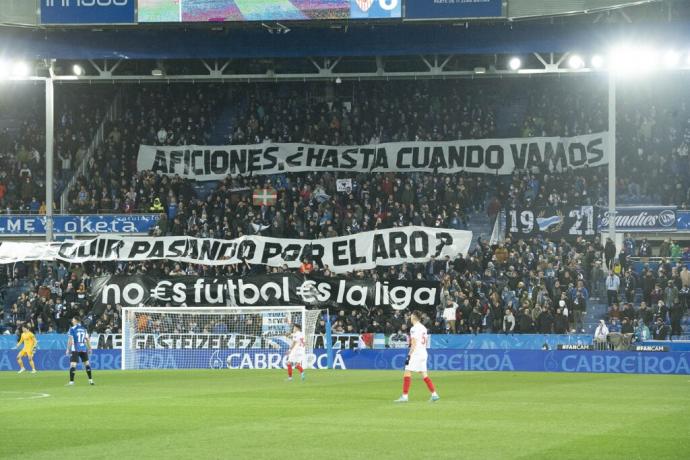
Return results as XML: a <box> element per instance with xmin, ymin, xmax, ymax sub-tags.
<box><xmin>0</xmin><ymin>18</ymin><xmax>689</xmax><ymax>82</ymax></box>
<box><xmin>0</xmin><ymin>0</ymin><xmax>684</xmax><ymax>84</ymax></box>
<box><xmin>3</xmin><ymin>19</ymin><xmax>690</xmax><ymax>58</ymax></box>
<box><xmin>0</xmin><ymin>0</ymin><xmax>687</xmax><ymax>83</ymax></box>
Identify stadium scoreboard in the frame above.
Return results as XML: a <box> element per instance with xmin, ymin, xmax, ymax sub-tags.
<box><xmin>39</xmin><ymin>0</ymin><xmax>503</xmax><ymax>25</ymax></box>
<box><xmin>139</xmin><ymin>0</ymin><xmax>402</xmax><ymax>22</ymax></box>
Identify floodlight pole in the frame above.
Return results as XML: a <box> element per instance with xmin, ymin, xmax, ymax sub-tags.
<box><xmin>45</xmin><ymin>76</ymin><xmax>54</xmax><ymax>242</ymax></box>
<box><xmin>607</xmin><ymin>70</ymin><xmax>616</xmax><ymax>241</ymax></box>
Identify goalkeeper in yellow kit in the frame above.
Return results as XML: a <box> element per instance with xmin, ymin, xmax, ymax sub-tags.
<box><xmin>15</xmin><ymin>325</ymin><xmax>37</xmax><ymax>374</ymax></box>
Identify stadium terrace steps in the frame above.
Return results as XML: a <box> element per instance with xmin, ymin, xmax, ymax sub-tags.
<box><xmin>583</xmin><ymin>299</ymin><xmax>610</xmax><ymax>334</ymax></box>
<box><xmin>495</xmin><ymin>96</ymin><xmax>529</xmax><ymax>138</ymax></box>
<box><xmin>466</xmin><ymin>210</ymin><xmax>494</xmax><ymax>243</ymax></box>
<box><xmin>58</xmin><ymin>91</ymin><xmax>122</xmax><ymax>211</ymax></box>
<box><xmin>209</xmin><ymin>89</ymin><xmax>247</xmax><ymax>144</ymax></box>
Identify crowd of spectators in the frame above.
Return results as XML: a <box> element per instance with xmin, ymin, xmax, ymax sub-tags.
<box><xmin>0</xmin><ymin>77</ymin><xmax>688</xmax><ymax>217</ymax></box>
<box><xmin>1</xmin><ymin>77</ymin><xmax>690</xmax><ymax>342</ymax></box>
<box><xmin>51</xmin><ymin>78</ymin><xmax>689</xmax><ymax>225</ymax></box>
<box><xmin>0</xmin><ymin>83</ymin><xmax>44</xmax><ymax>214</ymax></box>
<box><xmin>602</xmin><ymin>240</ymin><xmax>690</xmax><ymax>341</ymax></box>
<box><xmin>1</xmin><ymin>233</ymin><xmax>688</xmax><ymax>342</ymax></box>
<box><xmin>0</xmin><ymin>84</ymin><xmax>113</xmax><ymax>213</ymax></box>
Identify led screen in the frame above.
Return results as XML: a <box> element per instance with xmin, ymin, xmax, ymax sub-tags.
<box><xmin>138</xmin><ymin>0</ymin><xmax>401</xmax><ymax>22</ymax></box>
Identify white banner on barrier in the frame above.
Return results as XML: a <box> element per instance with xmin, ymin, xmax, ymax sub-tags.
<box><xmin>0</xmin><ymin>226</ymin><xmax>472</xmax><ymax>273</ymax></box>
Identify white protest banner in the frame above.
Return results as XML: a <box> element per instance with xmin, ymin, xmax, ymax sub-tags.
<box><xmin>137</xmin><ymin>132</ymin><xmax>609</xmax><ymax>181</ymax></box>
<box><xmin>0</xmin><ymin>226</ymin><xmax>472</xmax><ymax>274</ymax></box>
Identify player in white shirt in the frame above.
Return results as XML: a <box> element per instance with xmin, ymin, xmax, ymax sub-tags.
<box><xmin>286</xmin><ymin>324</ymin><xmax>306</xmax><ymax>381</ymax></box>
<box><xmin>395</xmin><ymin>311</ymin><xmax>439</xmax><ymax>402</ymax></box>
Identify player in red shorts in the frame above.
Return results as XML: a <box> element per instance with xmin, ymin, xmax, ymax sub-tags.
<box><xmin>395</xmin><ymin>311</ymin><xmax>439</xmax><ymax>402</ymax></box>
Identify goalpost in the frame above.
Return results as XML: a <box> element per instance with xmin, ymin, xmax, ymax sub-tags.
<box><xmin>121</xmin><ymin>306</ymin><xmax>322</xmax><ymax>370</ymax></box>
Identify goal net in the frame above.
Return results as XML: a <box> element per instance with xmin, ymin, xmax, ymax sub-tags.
<box><xmin>121</xmin><ymin>306</ymin><xmax>321</xmax><ymax>370</ymax></box>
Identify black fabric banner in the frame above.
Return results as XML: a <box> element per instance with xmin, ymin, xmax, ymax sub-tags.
<box><xmin>89</xmin><ymin>274</ymin><xmax>440</xmax><ymax>311</ymax></box>
<box><xmin>506</xmin><ymin>205</ymin><xmax>598</xmax><ymax>239</ymax></box>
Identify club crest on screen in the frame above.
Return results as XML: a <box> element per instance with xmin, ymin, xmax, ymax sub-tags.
<box><xmin>355</xmin><ymin>0</ymin><xmax>374</xmax><ymax>12</ymax></box>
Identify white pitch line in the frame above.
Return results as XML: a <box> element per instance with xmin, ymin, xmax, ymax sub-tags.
<box><xmin>0</xmin><ymin>391</ymin><xmax>51</xmax><ymax>400</ymax></box>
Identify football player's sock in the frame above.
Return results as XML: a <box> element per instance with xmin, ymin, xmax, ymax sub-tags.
<box><xmin>287</xmin><ymin>363</ymin><xmax>293</xmax><ymax>378</ymax></box>
<box><xmin>69</xmin><ymin>367</ymin><xmax>75</xmax><ymax>382</ymax></box>
<box><xmin>296</xmin><ymin>364</ymin><xmax>303</xmax><ymax>374</ymax></box>
<box><xmin>17</xmin><ymin>358</ymin><xmax>24</xmax><ymax>370</ymax></box>
<box><xmin>423</xmin><ymin>376</ymin><xmax>435</xmax><ymax>394</ymax></box>
<box><xmin>29</xmin><ymin>358</ymin><xmax>35</xmax><ymax>371</ymax></box>
<box><xmin>402</xmin><ymin>376</ymin><xmax>411</xmax><ymax>396</ymax></box>
<box><xmin>85</xmin><ymin>365</ymin><xmax>92</xmax><ymax>380</ymax></box>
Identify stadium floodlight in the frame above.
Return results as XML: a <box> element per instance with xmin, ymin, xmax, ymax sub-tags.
<box><xmin>609</xmin><ymin>46</ymin><xmax>635</xmax><ymax>73</ymax></box>
<box><xmin>151</xmin><ymin>68</ymin><xmax>164</xmax><ymax>77</ymax></box>
<box><xmin>0</xmin><ymin>60</ymin><xmax>9</xmax><ymax>79</ymax></box>
<box><xmin>568</xmin><ymin>54</ymin><xmax>585</xmax><ymax>70</ymax></box>
<box><xmin>335</xmin><ymin>77</ymin><xmax>342</xmax><ymax>84</ymax></box>
<box><xmin>591</xmin><ymin>54</ymin><xmax>605</xmax><ymax>69</ymax></box>
<box><xmin>11</xmin><ymin>61</ymin><xmax>30</xmax><ymax>78</ymax></box>
<box><xmin>637</xmin><ymin>47</ymin><xmax>659</xmax><ymax>72</ymax></box>
<box><xmin>609</xmin><ymin>46</ymin><xmax>659</xmax><ymax>75</ymax></box>
<box><xmin>508</xmin><ymin>57</ymin><xmax>522</xmax><ymax>71</ymax></box>
<box><xmin>72</xmin><ymin>64</ymin><xmax>84</xmax><ymax>76</ymax></box>
<box><xmin>662</xmin><ymin>50</ymin><xmax>680</xmax><ymax>68</ymax></box>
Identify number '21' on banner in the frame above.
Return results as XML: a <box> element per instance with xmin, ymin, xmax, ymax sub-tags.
<box><xmin>507</xmin><ymin>206</ymin><xmax>598</xmax><ymax>239</ymax></box>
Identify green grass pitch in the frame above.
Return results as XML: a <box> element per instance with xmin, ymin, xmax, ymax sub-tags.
<box><xmin>1</xmin><ymin>370</ymin><xmax>689</xmax><ymax>459</ymax></box>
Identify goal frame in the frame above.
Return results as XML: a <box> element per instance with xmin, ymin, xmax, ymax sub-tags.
<box><xmin>121</xmin><ymin>305</ymin><xmax>313</xmax><ymax>371</ymax></box>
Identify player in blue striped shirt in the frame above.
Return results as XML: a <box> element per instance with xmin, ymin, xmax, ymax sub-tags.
<box><xmin>66</xmin><ymin>317</ymin><xmax>94</xmax><ymax>386</ymax></box>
